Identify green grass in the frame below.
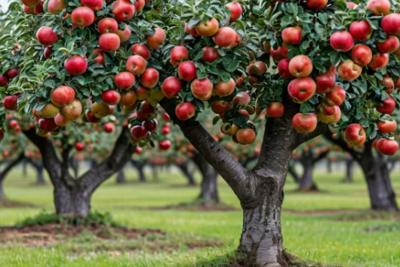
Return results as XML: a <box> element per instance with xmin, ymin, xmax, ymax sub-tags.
<box><xmin>0</xmin><ymin>164</ymin><xmax>399</xmax><ymax>267</ymax></box>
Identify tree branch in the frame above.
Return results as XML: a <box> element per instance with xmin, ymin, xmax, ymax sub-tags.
<box><xmin>323</xmin><ymin>133</ymin><xmax>362</xmax><ymax>161</ymax></box>
<box><xmin>160</xmin><ymin>100</ymin><xmax>253</xmax><ymax>203</ymax></box>
<box><xmin>0</xmin><ymin>152</ymin><xmax>25</xmax><ymax>182</ymax></box>
<box><xmin>23</xmin><ymin>128</ymin><xmax>62</xmax><ymax>186</ymax></box>
<box><xmin>81</xmin><ymin>127</ymin><xmax>135</xmax><ymax>194</ymax></box>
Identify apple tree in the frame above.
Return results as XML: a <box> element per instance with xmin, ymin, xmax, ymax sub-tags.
<box><xmin>3</xmin><ymin>0</ymin><xmax>400</xmax><ymax>265</ymax></box>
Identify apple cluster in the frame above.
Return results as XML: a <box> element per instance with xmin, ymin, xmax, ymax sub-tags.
<box><xmin>263</xmin><ymin>0</ymin><xmax>400</xmax><ymax>155</ymax></box>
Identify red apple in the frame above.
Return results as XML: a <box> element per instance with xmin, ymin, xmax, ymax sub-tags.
<box><xmin>3</xmin><ymin>95</ymin><xmax>18</xmax><ymax>110</ymax></box>
<box><xmin>381</xmin><ymin>13</ymin><xmax>400</xmax><ymax>35</ymax></box>
<box><xmin>114</xmin><ymin>72</ymin><xmax>135</xmax><ymax>90</ymax></box>
<box><xmin>61</xmin><ymin>100</ymin><xmax>83</xmax><ymax>120</ymax></box>
<box><xmin>175</xmin><ymin>102</ymin><xmax>196</xmax><ymax>121</ymax></box>
<box><xmin>266</xmin><ymin>102</ymin><xmax>284</xmax><ymax>118</ymax></box>
<box><xmin>287</xmin><ymin>77</ymin><xmax>316</xmax><ymax>103</ymax></box>
<box><xmin>211</xmin><ymin>100</ymin><xmax>231</xmax><ymax>114</ymax></box>
<box><xmin>140</xmin><ymin>68</ymin><xmax>159</xmax><ymax>88</ymax></box>
<box><xmin>382</xmin><ymin>76</ymin><xmax>394</xmax><ymax>93</ymax></box>
<box><xmin>116</xmin><ymin>24</ymin><xmax>131</xmax><ymax>42</ymax></box>
<box><xmin>292</xmin><ymin>113</ymin><xmax>318</xmax><ymax>134</ymax></box>
<box><xmin>377</xmin><ymin>35</ymin><xmax>400</xmax><ymax>53</ymax></box>
<box><xmin>367</xmin><ymin>0</ymin><xmax>391</xmax><ymax>15</ymax></box>
<box><xmin>246</xmin><ymin>61</ymin><xmax>267</xmax><ymax>77</ymax></box>
<box><xmin>161</xmin><ymin>124</ymin><xmax>170</xmax><ymax>135</ymax></box>
<box><xmin>233</xmin><ymin>91</ymin><xmax>251</xmax><ymax>105</ymax></box>
<box><xmin>159</xmin><ymin>140</ymin><xmax>172</xmax><ymax>150</ymax></box>
<box><xmin>281</xmin><ymin>26</ymin><xmax>302</xmax><ymax>45</ymax></box>
<box><xmin>38</xmin><ymin>118</ymin><xmax>57</xmax><ymax>132</ymax></box>
<box><xmin>377</xmin><ymin>96</ymin><xmax>396</xmax><ymax>114</ymax></box>
<box><xmin>351</xmin><ymin>44</ymin><xmax>372</xmax><ymax>66</ymax></box>
<box><xmin>130</xmin><ymin>43</ymin><xmax>151</xmax><ymax>59</ymax></box>
<box><xmin>64</xmin><ymin>55</ymin><xmax>88</xmax><ymax>76</ymax></box>
<box><xmin>81</xmin><ymin>0</ymin><xmax>103</xmax><ymax>10</ymax></box>
<box><xmin>103</xmin><ymin>122</ymin><xmax>115</xmax><ymax>133</ymax></box>
<box><xmin>202</xmin><ymin>47</ymin><xmax>219</xmax><ymax>62</ymax></box>
<box><xmin>315</xmin><ymin>66</ymin><xmax>336</xmax><ymax>93</ymax></box>
<box><xmin>147</xmin><ymin>27</ymin><xmax>166</xmax><ymax>49</ymax></box>
<box><xmin>349</xmin><ymin>20</ymin><xmax>372</xmax><ymax>41</ymax></box>
<box><xmin>120</xmin><ymin>91</ymin><xmax>137</xmax><ymax>107</ymax></box>
<box><xmin>126</xmin><ymin>55</ymin><xmax>147</xmax><ymax>75</ymax></box>
<box><xmin>99</xmin><ymin>33</ymin><xmax>121</xmax><ymax>51</ymax></box>
<box><xmin>368</xmin><ymin>53</ymin><xmax>389</xmax><ymax>70</ymax></box>
<box><xmin>98</xmin><ymin>18</ymin><xmax>118</xmax><ymax>34</ymax></box>
<box><xmin>338</xmin><ymin>60</ymin><xmax>362</xmax><ymax>81</ymax></box>
<box><xmin>112</xmin><ymin>0</ymin><xmax>136</xmax><ymax>21</ymax></box>
<box><xmin>75</xmin><ymin>142</ymin><xmax>85</xmax><ymax>151</ymax></box>
<box><xmin>235</xmin><ymin>128</ymin><xmax>256</xmax><ymax>145</ymax></box>
<box><xmin>375</xmin><ymin>138</ymin><xmax>398</xmax><ymax>155</ymax></box>
<box><xmin>226</xmin><ymin>2</ymin><xmax>243</xmax><ymax>21</ymax></box>
<box><xmin>161</xmin><ymin>76</ymin><xmax>182</xmax><ymax>98</ymax></box>
<box><xmin>36</xmin><ymin>26</ymin><xmax>58</xmax><ymax>46</ymax></box>
<box><xmin>214</xmin><ymin>78</ymin><xmax>236</xmax><ymax>97</ymax></box>
<box><xmin>196</xmin><ymin>18</ymin><xmax>219</xmax><ymax>37</ymax></box>
<box><xmin>47</xmin><ymin>0</ymin><xmax>65</xmax><ymax>14</ymax></box>
<box><xmin>378</xmin><ymin>120</ymin><xmax>397</xmax><ymax>133</ymax></box>
<box><xmin>213</xmin><ymin>27</ymin><xmax>240</xmax><ymax>48</ymax></box>
<box><xmin>134</xmin><ymin>0</ymin><xmax>145</xmax><ymax>12</ymax></box>
<box><xmin>5</xmin><ymin>68</ymin><xmax>19</xmax><ymax>79</ymax></box>
<box><xmin>190</xmin><ymin>78</ymin><xmax>213</xmax><ymax>101</ymax></box>
<box><xmin>330</xmin><ymin>31</ymin><xmax>354</xmax><ymax>52</ymax></box>
<box><xmin>51</xmin><ymin>86</ymin><xmax>76</xmax><ymax>107</ymax></box>
<box><xmin>306</xmin><ymin>0</ymin><xmax>328</xmax><ymax>9</ymax></box>
<box><xmin>277</xmin><ymin>58</ymin><xmax>291</xmax><ymax>78</ymax></box>
<box><xmin>0</xmin><ymin>76</ymin><xmax>8</xmax><ymax>87</ymax></box>
<box><xmin>101</xmin><ymin>90</ymin><xmax>120</xmax><ymax>105</ymax></box>
<box><xmin>130</xmin><ymin>125</ymin><xmax>148</xmax><ymax>141</ymax></box>
<box><xmin>325</xmin><ymin>84</ymin><xmax>346</xmax><ymax>106</ymax></box>
<box><xmin>178</xmin><ymin>61</ymin><xmax>197</xmax><ymax>81</ymax></box>
<box><xmin>344</xmin><ymin>123</ymin><xmax>366</xmax><ymax>146</ymax></box>
<box><xmin>317</xmin><ymin>104</ymin><xmax>341</xmax><ymax>124</ymax></box>
<box><xmin>170</xmin><ymin>46</ymin><xmax>189</xmax><ymax>66</ymax></box>
<box><xmin>288</xmin><ymin>55</ymin><xmax>313</xmax><ymax>78</ymax></box>
<box><xmin>71</xmin><ymin>6</ymin><xmax>95</xmax><ymax>28</ymax></box>
<box><xmin>143</xmin><ymin>119</ymin><xmax>158</xmax><ymax>132</ymax></box>
<box><xmin>270</xmin><ymin>46</ymin><xmax>288</xmax><ymax>61</ymax></box>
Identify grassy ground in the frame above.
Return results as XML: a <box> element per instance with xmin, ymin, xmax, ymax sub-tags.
<box><xmin>0</xmin><ymin>163</ymin><xmax>399</xmax><ymax>267</ymax></box>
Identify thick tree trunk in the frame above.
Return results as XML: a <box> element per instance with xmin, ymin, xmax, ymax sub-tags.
<box><xmin>238</xmin><ymin>185</ymin><xmax>286</xmax><ymax>266</ymax></box>
<box><xmin>360</xmin><ymin>154</ymin><xmax>398</xmax><ymax>211</ymax></box>
<box><xmin>298</xmin><ymin>160</ymin><xmax>318</xmax><ymax>191</ymax></box>
<box><xmin>343</xmin><ymin>158</ymin><xmax>354</xmax><ymax>183</ymax></box>
<box><xmin>131</xmin><ymin>160</ymin><xmax>146</xmax><ymax>182</ymax></box>
<box><xmin>193</xmin><ymin>154</ymin><xmax>219</xmax><ymax>204</ymax></box>
<box><xmin>54</xmin><ymin>182</ymin><xmax>91</xmax><ymax>217</ymax></box>
<box><xmin>116</xmin><ymin>170</ymin><xmax>126</xmax><ymax>184</ymax></box>
<box><xmin>177</xmin><ymin>161</ymin><xmax>196</xmax><ymax>186</ymax></box>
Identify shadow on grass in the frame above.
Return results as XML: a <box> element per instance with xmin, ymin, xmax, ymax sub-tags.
<box><xmin>194</xmin><ymin>250</ymin><xmax>328</xmax><ymax>267</ymax></box>
<box><xmin>0</xmin><ymin>198</ymin><xmax>38</xmax><ymax>208</ymax></box>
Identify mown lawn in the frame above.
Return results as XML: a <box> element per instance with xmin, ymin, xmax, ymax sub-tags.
<box><xmin>0</xmin><ymin>163</ymin><xmax>399</xmax><ymax>267</ymax></box>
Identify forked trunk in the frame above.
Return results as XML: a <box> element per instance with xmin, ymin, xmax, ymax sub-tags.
<box><xmin>54</xmin><ymin>182</ymin><xmax>91</xmax><ymax>217</ymax></box>
<box><xmin>360</xmin><ymin>155</ymin><xmax>398</xmax><ymax>211</ymax></box>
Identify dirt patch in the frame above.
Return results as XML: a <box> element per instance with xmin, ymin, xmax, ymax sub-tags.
<box><xmin>0</xmin><ymin>224</ymin><xmax>163</xmax><ymax>246</ymax></box>
<box><xmin>0</xmin><ymin>224</ymin><xmax>224</xmax><ymax>255</ymax></box>
<box><xmin>149</xmin><ymin>202</ymin><xmax>237</xmax><ymax>212</ymax></box>
<box><xmin>0</xmin><ymin>198</ymin><xmax>38</xmax><ymax>208</ymax></box>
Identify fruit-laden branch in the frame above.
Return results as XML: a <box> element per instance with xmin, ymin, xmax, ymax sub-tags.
<box><xmin>324</xmin><ymin>133</ymin><xmax>362</xmax><ymax>161</ymax></box>
<box><xmin>160</xmin><ymin>100</ymin><xmax>252</xmax><ymax>203</ymax></box>
<box><xmin>23</xmin><ymin>128</ymin><xmax>63</xmax><ymax>187</ymax></box>
<box><xmin>80</xmin><ymin>127</ymin><xmax>135</xmax><ymax>194</ymax></box>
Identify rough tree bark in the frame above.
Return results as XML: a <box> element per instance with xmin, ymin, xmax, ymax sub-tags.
<box><xmin>0</xmin><ymin>153</ymin><xmax>25</xmax><ymax>200</ymax></box>
<box><xmin>24</xmin><ymin>127</ymin><xmax>135</xmax><ymax>217</ymax></box>
<box><xmin>161</xmin><ymin>99</ymin><xmax>327</xmax><ymax>266</ymax></box>
<box><xmin>176</xmin><ymin>160</ymin><xmax>196</xmax><ymax>186</ymax></box>
<box><xmin>192</xmin><ymin>153</ymin><xmax>219</xmax><ymax>205</ymax></box>
<box><xmin>325</xmin><ymin>135</ymin><xmax>398</xmax><ymax>211</ymax></box>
